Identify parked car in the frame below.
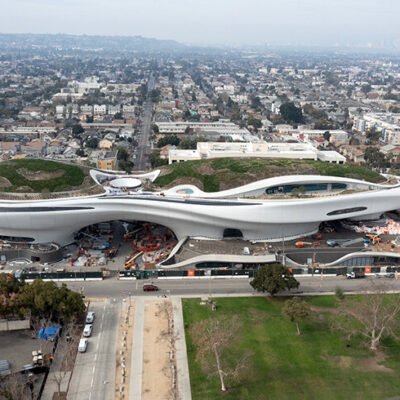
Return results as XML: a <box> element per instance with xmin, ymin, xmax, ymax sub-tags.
<box><xmin>326</xmin><ymin>239</ymin><xmax>338</xmax><ymax>247</ymax></box>
<box><xmin>78</xmin><ymin>338</ymin><xmax>88</xmax><ymax>353</ymax></box>
<box><xmin>143</xmin><ymin>284</ymin><xmax>159</xmax><ymax>292</ymax></box>
<box><xmin>83</xmin><ymin>324</ymin><xmax>93</xmax><ymax>337</ymax></box>
<box><xmin>86</xmin><ymin>311</ymin><xmax>95</xmax><ymax>324</ymax></box>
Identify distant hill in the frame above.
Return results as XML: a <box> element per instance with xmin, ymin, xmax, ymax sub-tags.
<box><xmin>154</xmin><ymin>158</ymin><xmax>385</xmax><ymax>192</ymax></box>
<box><xmin>0</xmin><ymin>33</ymin><xmax>187</xmax><ymax>53</ymax></box>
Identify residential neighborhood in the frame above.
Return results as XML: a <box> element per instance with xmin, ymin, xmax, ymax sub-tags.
<box><xmin>1</xmin><ymin>41</ymin><xmax>399</xmax><ymax>174</ymax></box>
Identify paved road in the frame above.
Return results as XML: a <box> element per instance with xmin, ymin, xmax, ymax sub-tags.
<box><xmin>283</xmin><ymin>246</ymin><xmax>365</xmax><ymax>265</ymax></box>
<box><xmin>135</xmin><ymin>74</ymin><xmax>155</xmax><ymax>171</ymax></box>
<box><xmin>68</xmin><ymin>300</ymin><xmax>120</xmax><ymax>400</ymax></box>
<box><xmin>68</xmin><ymin>276</ymin><xmax>400</xmax><ymax>299</ymax></box>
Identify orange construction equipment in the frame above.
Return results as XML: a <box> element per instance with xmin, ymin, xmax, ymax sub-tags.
<box><xmin>295</xmin><ymin>241</ymin><xmax>313</xmax><ymax>248</ymax></box>
<box><xmin>124</xmin><ymin>261</ymin><xmax>137</xmax><ymax>270</ymax></box>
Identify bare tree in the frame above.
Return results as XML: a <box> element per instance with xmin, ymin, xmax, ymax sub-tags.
<box><xmin>52</xmin><ymin>323</ymin><xmax>81</xmax><ymax>399</ymax></box>
<box><xmin>0</xmin><ymin>373</ymin><xmax>30</xmax><ymax>400</ymax></box>
<box><xmin>190</xmin><ymin>315</ymin><xmax>252</xmax><ymax>392</ymax></box>
<box><xmin>336</xmin><ymin>281</ymin><xmax>400</xmax><ymax>351</ymax></box>
<box><xmin>157</xmin><ymin>301</ymin><xmax>174</xmax><ymax>336</ymax></box>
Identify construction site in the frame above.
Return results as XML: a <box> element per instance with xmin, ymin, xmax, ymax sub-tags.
<box><xmin>62</xmin><ymin>221</ymin><xmax>177</xmax><ymax>273</ymax></box>
<box><xmin>1</xmin><ymin>211</ymin><xmax>400</xmax><ymax>276</ymax></box>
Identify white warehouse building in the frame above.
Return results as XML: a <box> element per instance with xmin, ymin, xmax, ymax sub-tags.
<box><xmin>168</xmin><ymin>142</ymin><xmax>346</xmax><ymax>164</ymax></box>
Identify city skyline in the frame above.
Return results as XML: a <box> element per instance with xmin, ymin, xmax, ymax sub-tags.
<box><xmin>0</xmin><ymin>0</ymin><xmax>399</xmax><ymax>49</ymax></box>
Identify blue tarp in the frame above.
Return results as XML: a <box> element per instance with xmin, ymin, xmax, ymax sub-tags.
<box><xmin>38</xmin><ymin>324</ymin><xmax>61</xmax><ymax>341</ymax></box>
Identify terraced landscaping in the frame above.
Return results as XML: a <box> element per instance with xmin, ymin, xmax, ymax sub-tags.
<box><xmin>0</xmin><ymin>159</ymin><xmax>87</xmax><ymax>193</ymax></box>
<box><xmin>155</xmin><ymin>158</ymin><xmax>384</xmax><ymax>192</ymax></box>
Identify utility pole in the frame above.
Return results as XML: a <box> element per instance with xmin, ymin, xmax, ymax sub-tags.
<box><xmin>207</xmin><ymin>270</ymin><xmax>212</xmax><ymax>298</ymax></box>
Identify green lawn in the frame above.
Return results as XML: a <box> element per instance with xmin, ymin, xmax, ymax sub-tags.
<box><xmin>155</xmin><ymin>160</ymin><xmax>219</xmax><ymax>191</ymax></box>
<box><xmin>155</xmin><ymin>158</ymin><xmax>384</xmax><ymax>192</ymax></box>
<box><xmin>0</xmin><ymin>159</ymin><xmax>86</xmax><ymax>192</ymax></box>
<box><xmin>183</xmin><ymin>297</ymin><xmax>400</xmax><ymax>400</ymax></box>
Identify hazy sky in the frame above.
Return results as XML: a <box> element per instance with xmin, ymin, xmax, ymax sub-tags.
<box><xmin>1</xmin><ymin>0</ymin><xmax>399</xmax><ymax>47</ymax></box>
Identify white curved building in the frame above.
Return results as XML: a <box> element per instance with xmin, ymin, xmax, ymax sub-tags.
<box><xmin>0</xmin><ymin>170</ymin><xmax>399</xmax><ymax>246</ymax></box>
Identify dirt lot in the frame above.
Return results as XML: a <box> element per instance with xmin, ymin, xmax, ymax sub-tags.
<box><xmin>0</xmin><ymin>176</ymin><xmax>12</xmax><ymax>188</ymax></box>
<box><xmin>142</xmin><ymin>299</ymin><xmax>175</xmax><ymax>400</ymax></box>
<box><xmin>115</xmin><ymin>300</ymin><xmax>135</xmax><ymax>399</ymax></box>
<box><xmin>17</xmin><ymin>168</ymin><xmax>65</xmax><ymax>181</ymax></box>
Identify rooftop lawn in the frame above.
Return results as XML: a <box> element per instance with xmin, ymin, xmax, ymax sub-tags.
<box><xmin>183</xmin><ymin>296</ymin><xmax>400</xmax><ymax>400</ymax></box>
<box><xmin>155</xmin><ymin>158</ymin><xmax>384</xmax><ymax>192</ymax></box>
<box><xmin>0</xmin><ymin>159</ymin><xmax>86</xmax><ymax>193</ymax></box>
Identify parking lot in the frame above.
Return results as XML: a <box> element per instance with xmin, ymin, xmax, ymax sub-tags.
<box><xmin>0</xmin><ymin>329</ymin><xmax>48</xmax><ymax>371</ymax></box>
<box><xmin>0</xmin><ymin>329</ymin><xmax>50</xmax><ymax>398</ymax></box>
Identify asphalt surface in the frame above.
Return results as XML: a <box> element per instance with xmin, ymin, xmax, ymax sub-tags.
<box><xmin>283</xmin><ymin>246</ymin><xmax>365</xmax><ymax>265</ymax></box>
<box><xmin>68</xmin><ymin>300</ymin><xmax>120</xmax><ymax>400</ymax></box>
<box><xmin>135</xmin><ymin>74</ymin><xmax>155</xmax><ymax>171</ymax></box>
<box><xmin>67</xmin><ymin>276</ymin><xmax>400</xmax><ymax>299</ymax></box>
<box><xmin>271</xmin><ymin>220</ymin><xmax>397</xmax><ymax>265</ymax></box>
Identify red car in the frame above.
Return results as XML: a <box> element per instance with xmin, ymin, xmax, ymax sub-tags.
<box><xmin>143</xmin><ymin>284</ymin><xmax>159</xmax><ymax>292</ymax></box>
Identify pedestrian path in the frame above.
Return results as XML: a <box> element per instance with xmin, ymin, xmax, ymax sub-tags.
<box><xmin>130</xmin><ymin>297</ymin><xmax>144</xmax><ymax>400</ymax></box>
<box><xmin>41</xmin><ymin>371</ymin><xmax>71</xmax><ymax>400</ymax></box>
<box><xmin>127</xmin><ymin>297</ymin><xmax>192</xmax><ymax>400</ymax></box>
<box><xmin>172</xmin><ymin>297</ymin><xmax>192</xmax><ymax>400</ymax></box>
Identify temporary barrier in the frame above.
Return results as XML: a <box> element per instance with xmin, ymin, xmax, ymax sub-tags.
<box><xmin>118</xmin><ymin>270</ymin><xmax>137</xmax><ymax>280</ymax></box>
<box><xmin>20</xmin><ymin>271</ymin><xmax>103</xmax><ymax>282</ymax></box>
<box><xmin>120</xmin><ymin>265</ymin><xmax>400</xmax><ymax>281</ymax></box>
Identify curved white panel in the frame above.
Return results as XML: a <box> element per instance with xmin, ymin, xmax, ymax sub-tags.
<box><xmin>0</xmin><ymin>173</ymin><xmax>398</xmax><ymax>245</ymax></box>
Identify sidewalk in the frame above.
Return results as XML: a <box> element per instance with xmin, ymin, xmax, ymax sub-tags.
<box><xmin>41</xmin><ymin>371</ymin><xmax>71</xmax><ymax>400</ymax></box>
<box><xmin>130</xmin><ymin>298</ymin><xmax>144</xmax><ymax>400</ymax></box>
<box><xmin>172</xmin><ymin>298</ymin><xmax>192</xmax><ymax>400</ymax></box>
<box><xmin>40</xmin><ymin>329</ymin><xmax>74</xmax><ymax>400</ymax></box>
